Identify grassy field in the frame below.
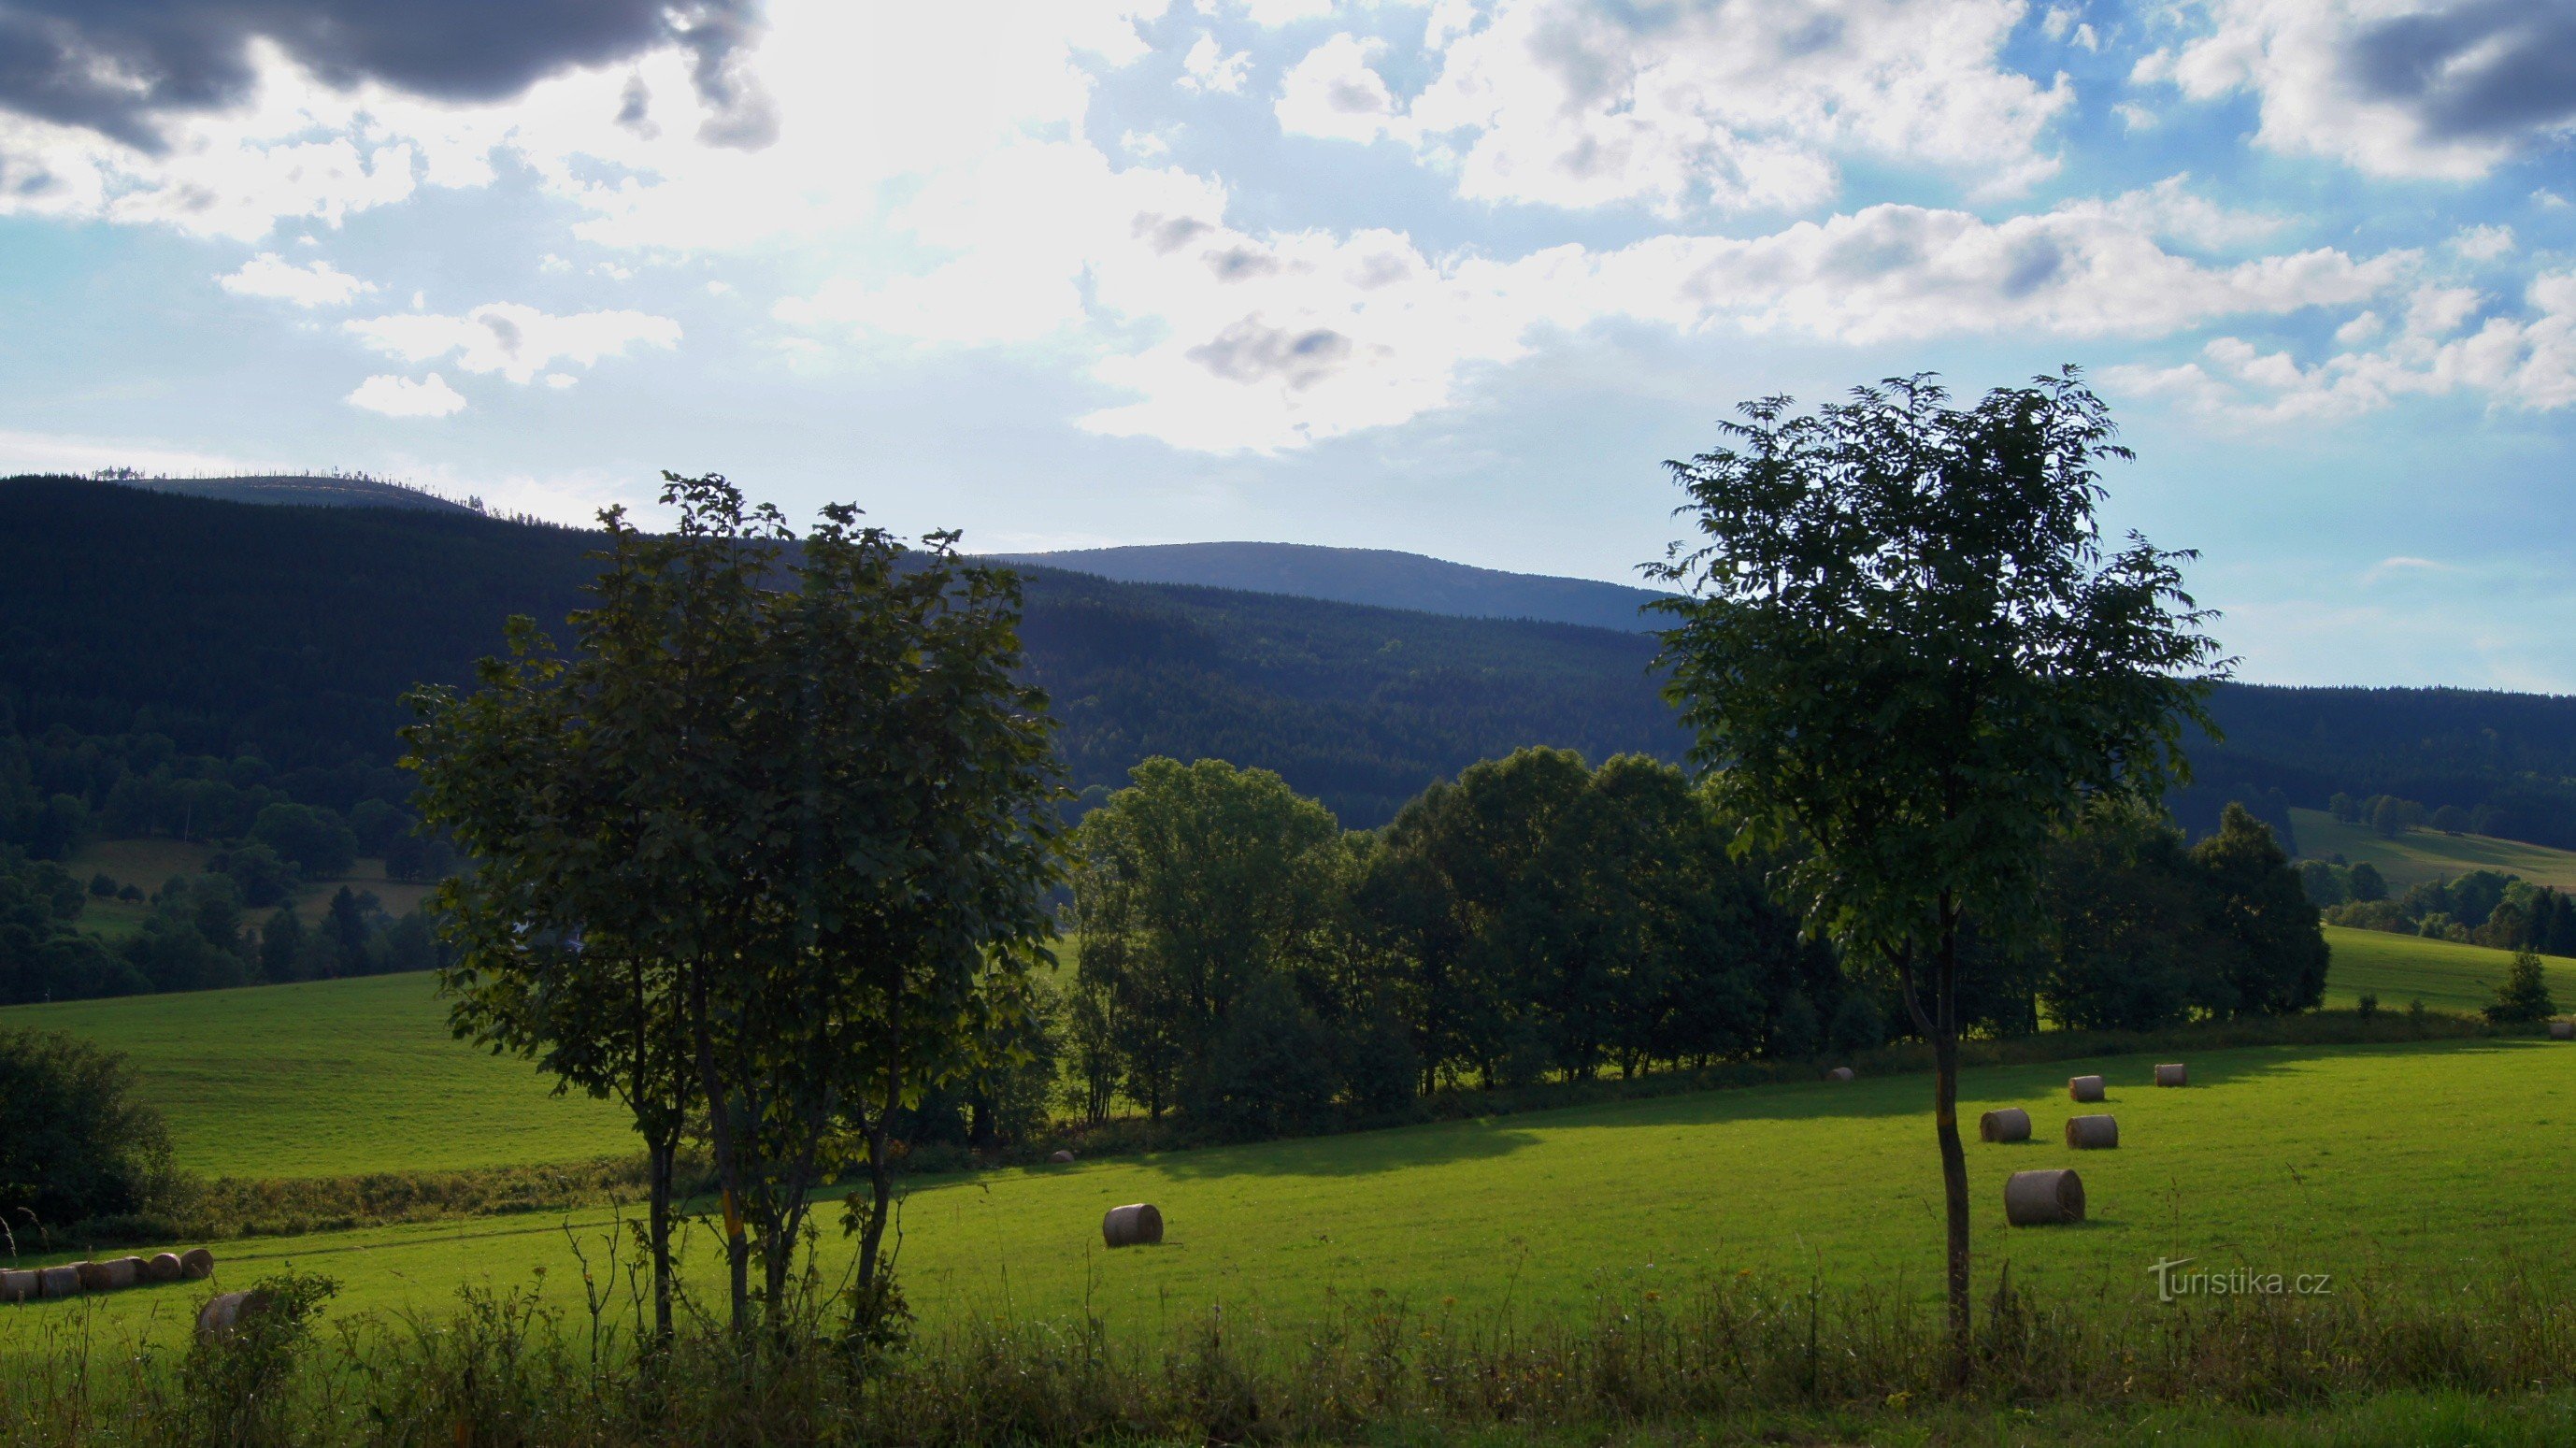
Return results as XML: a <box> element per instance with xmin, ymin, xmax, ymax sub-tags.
<box><xmin>2293</xmin><ymin>808</ymin><xmax>2576</xmax><ymax>892</ymax></box>
<box><xmin>0</xmin><ymin>973</ymin><xmax>631</xmax><ymax>1179</ymax></box>
<box><xmin>2325</xmin><ymin>925</ymin><xmax>2576</xmax><ymax>1014</ymax></box>
<box><xmin>6</xmin><ymin>926</ymin><xmax>2542</xmax><ymax>1181</ymax></box>
<box><xmin>6</xmin><ymin>1034</ymin><xmax>2572</xmax><ymax>1352</ymax></box>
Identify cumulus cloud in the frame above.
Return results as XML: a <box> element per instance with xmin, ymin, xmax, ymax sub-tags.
<box><xmin>345</xmin><ymin>372</ymin><xmax>467</xmax><ymax>417</ymax></box>
<box><xmin>344</xmin><ymin>303</ymin><xmax>681</xmax><ymax>383</ymax></box>
<box><xmin>1275</xmin><ymin>35</ymin><xmax>1405</xmax><ymax>142</ymax></box>
<box><xmin>216</xmin><ymin>251</ymin><xmax>375</xmax><ymax>307</ymax></box>
<box><xmin>0</xmin><ymin>0</ymin><xmax>774</xmax><ymax>152</ymax></box>
<box><xmin>2139</xmin><ymin>0</ymin><xmax>2576</xmax><ymax>179</ymax></box>
<box><xmin>1375</xmin><ymin>0</ymin><xmax>2072</xmax><ymax>215</ymax></box>
<box><xmin>2109</xmin><ymin>269</ymin><xmax>2576</xmax><ymax>421</ymax></box>
<box><xmin>1180</xmin><ymin>34</ymin><xmax>1252</xmax><ymax>93</ymax></box>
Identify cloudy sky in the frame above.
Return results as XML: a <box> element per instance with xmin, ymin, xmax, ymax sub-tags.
<box><xmin>1</xmin><ymin>0</ymin><xmax>2570</xmax><ymax>690</ymax></box>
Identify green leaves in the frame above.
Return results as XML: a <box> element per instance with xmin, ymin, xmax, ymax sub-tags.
<box><xmin>1650</xmin><ymin>369</ymin><xmax>2228</xmax><ymax>963</ymax></box>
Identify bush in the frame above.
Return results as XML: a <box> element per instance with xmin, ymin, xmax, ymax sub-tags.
<box><xmin>2485</xmin><ymin>949</ymin><xmax>2557</xmax><ymax>1025</ymax></box>
<box><xmin>0</xmin><ymin>1027</ymin><xmax>183</xmax><ymax>1238</ymax></box>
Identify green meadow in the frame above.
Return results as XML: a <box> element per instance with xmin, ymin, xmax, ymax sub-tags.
<box><xmin>0</xmin><ymin>973</ymin><xmax>629</xmax><ymax>1179</ymax></box>
<box><xmin>2323</xmin><ymin>925</ymin><xmax>2576</xmax><ymax>1015</ymax></box>
<box><xmin>5</xmin><ymin>1034</ymin><xmax>2571</xmax><ymax>1355</ymax></box>
<box><xmin>2292</xmin><ymin>807</ymin><xmax>2576</xmax><ymax>893</ymax></box>
<box><xmin>7</xmin><ymin>928</ymin><xmax>2559</xmax><ymax>1183</ymax></box>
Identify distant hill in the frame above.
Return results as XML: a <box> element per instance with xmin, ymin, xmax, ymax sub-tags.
<box><xmin>992</xmin><ymin>542</ymin><xmax>1673</xmax><ymax>634</ymax></box>
<box><xmin>0</xmin><ymin>479</ymin><xmax>1678</xmax><ymax>828</ymax></box>
<box><xmin>2</xmin><ymin>477</ymin><xmax>2569</xmax><ymax>845</ymax></box>
<box><xmin>90</xmin><ymin>473</ymin><xmax>476</xmax><ymax>513</ymax></box>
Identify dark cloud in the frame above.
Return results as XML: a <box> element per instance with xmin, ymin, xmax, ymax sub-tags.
<box><xmin>0</xmin><ymin>0</ymin><xmax>774</xmax><ymax>152</ymax></box>
<box><xmin>1187</xmin><ymin>321</ymin><xmax>1355</xmax><ymax>391</ymax></box>
<box><xmin>2345</xmin><ymin>0</ymin><xmax>2576</xmax><ymax>145</ymax></box>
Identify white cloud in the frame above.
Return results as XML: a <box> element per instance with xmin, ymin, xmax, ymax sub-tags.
<box><xmin>1275</xmin><ymin>35</ymin><xmax>1406</xmax><ymax>143</ymax></box>
<box><xmin>805</xmin><ymin>175</ymin><xmax>2410</xmax><ymax>453</ymax></box>
<box><xmin>346</xmin><ymin>372</ymin><xmax>468</xmax><ymax>418</ymax></box>
<box><xmin>1239</xmin><ymin>0</ymin><xmax>1338</xmax><ymax>22</ymax></box>
<box><xmin>1180</xmin><ymin>34</ymin><xmax>1252</xmax><ymax>94</ymax></box>
<box><xmin>216</xmin><ymin>252</ymin><xmax>375</xmax><ymax>308</ymax></box>
<box><xmin>2109</xmin><ymin>269</ymin><xmax>2576</xmax><ymax>421</ymax></box>
<box><xmin>344</xmin><ymin>303</ymin><xmax>681</xmax><ymax>383</ymax></box>
<box><xmin>2452</xmin><ymin>223</ymin><xmax>2514</xmax><ymax>261</ymax></box>
<box><xmin>2139</xmin><ymin>1</ymin><xmax>2576</xmax><ymax>179</ymax></box>
<box><xmin>1391</xmin><ymin>0</ymin><xmax>2072</xmax><ymax>215</ymax></box>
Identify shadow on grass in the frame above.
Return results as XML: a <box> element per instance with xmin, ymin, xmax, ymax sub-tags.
<box><xmin>1135</xmin><ymin>1035</ymin><xmax>2552</xmax><ymax>1181</ymax></box>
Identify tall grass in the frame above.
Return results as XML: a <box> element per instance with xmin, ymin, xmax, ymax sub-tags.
<box><xmin>8</xmin><ymin>1260</ymin><xmax>2575</xmax><ymax>1445</ymax></box>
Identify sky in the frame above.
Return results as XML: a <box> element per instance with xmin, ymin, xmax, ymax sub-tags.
<box><xmin>0</xmin><ymin>0</ymin><xmax>2570</xmax><ymax>691</ymax></box>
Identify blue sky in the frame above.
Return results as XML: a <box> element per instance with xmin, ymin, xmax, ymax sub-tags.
<box><xmin>1</xmin><ymin>0</ymin><xmax>2570</xmax><ymax>689</ymax></box>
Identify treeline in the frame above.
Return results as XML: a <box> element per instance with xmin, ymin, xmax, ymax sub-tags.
<box><xmin>0</xmin><ymin>845</ymin><xmax>435</xmax><ymax>1005</ymax></box>
<box><xmin>2311</xmin><ymin>860</ymin><xmax>2576</xmax><ymax>953</ymax></box>
<box><xmin>0</xmin><ymin>724</ymin><xmax>452</xmax><ymax>878</ymax></box>
<box><xmin>937</xmin><ymin>753</ymin><xmax>2329</xmax><ymax>1149</ymax></box>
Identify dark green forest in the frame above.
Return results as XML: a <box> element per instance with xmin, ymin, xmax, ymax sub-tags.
<box><xmin>2</xmin><ymin>476</ymin><xmax>2571</xmax><ymax>856</ymax></box>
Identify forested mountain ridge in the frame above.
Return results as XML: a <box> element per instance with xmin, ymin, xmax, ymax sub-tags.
<box><xmin>2</xmin><ymin>475</ymin><xmax>2569</xmax><ymax>845</ymax></box>
<box><xmin>0</xmin><ymin>478</ymin><xmax>1678</xmax><ymax>828</ymax></box>
<box><xmin>992</xmin><ymin>540</ymin><xmax>1673</xmax><ymax>633</ymax></box>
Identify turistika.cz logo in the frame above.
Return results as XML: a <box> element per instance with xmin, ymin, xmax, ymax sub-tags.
<box><xmin>2147</xmin><ymin>1257</ymin><xmax>2334</xmax><ymax>1304</ymax></box>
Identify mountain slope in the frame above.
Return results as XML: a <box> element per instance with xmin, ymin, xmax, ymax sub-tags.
<box><xmin>0</xmin><ymin>479</ymin><xmax>1678</xmax><ymax>827</ymax></box>
<box><xmin>993</xmin><ymin>541</ymin><xmax>1673</xmax><ymax>633</ymax></box>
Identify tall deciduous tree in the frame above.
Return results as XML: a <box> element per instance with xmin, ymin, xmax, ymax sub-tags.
<box><xmin>410</xmin><ymin>475</ymin><xmax>1062</xmax><ymax>1343</ymax></box>
<box><xmin>1649</xmin><ymin>371</ymin><xmax>2225</xmax><ymax>1379</ymax></box>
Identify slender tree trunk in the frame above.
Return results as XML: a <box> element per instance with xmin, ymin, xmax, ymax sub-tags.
<box><xmin>646</xmin><ymin>1135</ymin><xmax>675</xmax><ymax>1342</ymax></box>
<box><xmin>1933</xmin><ymin>904</ymin><xmax>1971</xmax><ymax>1387</ymax></box>
<box><xmin>691</xmin><ymin>965</ymin><xmax>751</xmax><ymax>1337</ymax></box>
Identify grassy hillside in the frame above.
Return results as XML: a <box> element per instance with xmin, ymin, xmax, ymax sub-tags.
<box><xmin>0</xmin><ymin>972</ymin><xmax>631</xmax><ymax>1179</ymax></box>
<box><xmin>2324</xmin><ymin>925</ymin><xmax>2576</xmax><ymax>1015</ymax></box>
<box><xmin>2294</xmin><ymin>808</ymin><xmax>2576</xmax><ymax>892</ymax></box>
<box><xmin>8</xmin><ymin>1037</ymin><xmax>2572</xmax><ymax>1347</ymax></box>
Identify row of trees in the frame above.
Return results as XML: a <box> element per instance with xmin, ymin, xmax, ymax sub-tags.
<box><xmin>0</xmin><ymin>853</ymin><xmax>432</xmax><ymax>1006</ymax></box>
<box><xmin>2323</xmin><ymin>866</ymin><xmax>2576</xmax><ymax>953</ymax></box>
<box><xmin>2326</xmin><ymin>791</ymin><xmax>2495</xmax><ymax>839</ymax></box>
<box><xmin>1050</xmin><ymin>756</ymin><xmax>2324</xmax><ymax>1139</ymax></box>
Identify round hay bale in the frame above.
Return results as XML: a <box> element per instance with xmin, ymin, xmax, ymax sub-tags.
<box><xmin>73</xmin><ymin>1260</ymin><xmax>116</xmax><ymax>1292</ymax></box>
<box><xmin>2154</xmin><ymin>1063</ymin><xmax>2188</xmax><ymax>1087</ymax></box>
<box><xmin>195</xmin><ymin>1289</ymin><xmax>271</xmax><ymax>1342</ymax></box>
<box><xmin>1049</xmin><ymin>1150</ymin><xmax>1076</xmax><ymax>1164</ymax></box>
<box><xmin>2550</xmin><ymin>1020</ymin><xmax>2572</xmax><ymax>1041</ymax></box>
<box><xmin>0</xmin><ymin>1269</ymin><xmax>37</xmax><ymax>1303</ymax></box>
<box><xmin>93</xmin><ymin>1257</ymin><xmax>141</xmax><ymax>1291</ymax></box>
<box><xmin>2068</xmin><ymin>1075</ymin><xmax>2105</xmax><ymax>1103</ymax></box>
<box><xmin>2065</xmin><ymin>1113</ymin><xmax>2119</xmax><ymax>1150</ymax></box>
<box><xmin>1825</xmin><ymin>1067</ymin><xmax>1856</xmax><ymax>1082</ymax></box>
<box><xmin>2003</xmin><ymin>1168</ymin><xmax>2085</xmax><ymax>1226</ymax></box>
<box><xmin>1979</xmin><ymin>1107</ymin><xmax>2032</xmax><ymax>1143</ymax></box>
<box><xmin>1101</xmin><ymin>1203</ymin><xmax>1165</xmax><ymax>1248</ymax></box>
<box><xmin>178</xmin><ymin>1248</ymin><xmax>215</xmax><ymax>1281</ymax></box>
<box><xmin>143</xmin><ymin>1253</ymin><xmax>183</xmax><ymax>1284</ymax></box>
<box><xmin>36</xmin><ymin>1266</ymin><xmax>81</xmax><ymax>1300</ymax></box>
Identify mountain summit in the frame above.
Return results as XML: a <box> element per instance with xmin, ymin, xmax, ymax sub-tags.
<box><xmin>992</xmin><ymin>541</ymin><xmax>1672</xmax><ymax>634</ymax></box>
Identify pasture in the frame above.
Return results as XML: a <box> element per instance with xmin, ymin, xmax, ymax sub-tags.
<box><xmin>6</xmin><ymin>1034</ymin><xmax>2572</xmax><ymax>1354</ymax></box>
<box><xmin>64</xmin><ymin>839</ymin><xmax>437</xmax><ymax>939</ymax></box>
<box><xmin>0</xmin><ymin>973</ymin><xmax>630</xmax><ymax>1179</ymax></box>
<box><xmin>2324</xmin><ymin>925</ymin><xmax>2576</xmax><ymax>1015</ymax></box>
<box><xmin>2293</xmin><ymin>808</ymin><xmax>2576</xmax><ymax>893</ymax></box>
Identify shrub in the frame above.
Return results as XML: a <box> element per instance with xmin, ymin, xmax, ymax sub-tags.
<box><xmin>0</xmin><ymin>1028</ymin><xmax>182</xmax><ymax>1238</ymax></box>
<box><xmin>2356</xmin><ymin>992</ymin><xmax>2379</xmax><ymax>1021</ymax></box>
<box><xmin>2485</xmin><ymin>949</ymin><xmax>2557</xmax><ymax>1025</ymax></box>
